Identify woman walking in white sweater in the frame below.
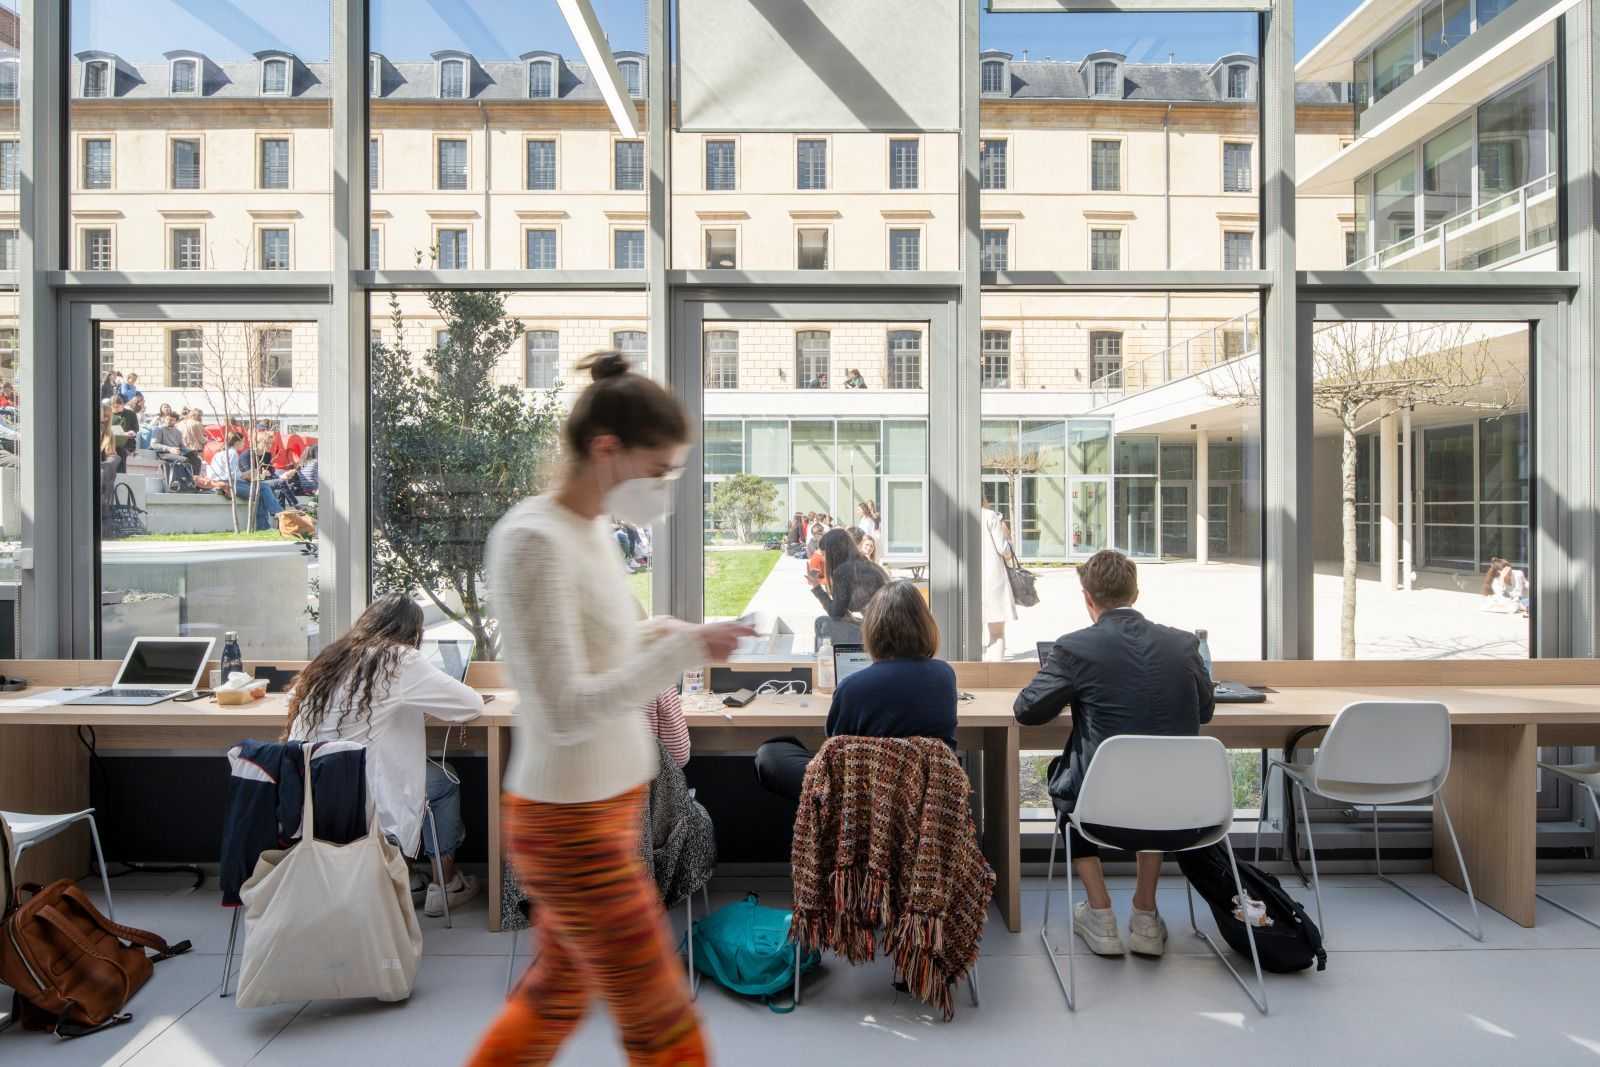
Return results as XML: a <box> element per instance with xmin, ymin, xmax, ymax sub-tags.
<box><xmin>468</xmin><ymin>352</ymin><xmax>750</xmax><ymax>1067</ymax></box>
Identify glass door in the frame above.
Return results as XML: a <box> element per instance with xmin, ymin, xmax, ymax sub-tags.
<box><xmin>1070</xmin><ymin>480</ymin><xmax>1110</xmax><ymax>557</ymax></box>
<box><xmin>1161</xmin><ymin>485</ymin><xmax>1192</xmax><ymax>558</ymax></box>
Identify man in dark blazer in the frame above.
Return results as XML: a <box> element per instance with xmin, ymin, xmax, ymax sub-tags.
<box><xmin>1014</xmin><ymin>549</ymin><xmax>1214</xmax><ymax>959</ymax></box>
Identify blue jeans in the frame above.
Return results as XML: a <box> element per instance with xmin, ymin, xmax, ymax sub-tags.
<box><xmin>420</xmin><ymin>761</ymin><xmax>465</xmax><ymax>859</ymax></box>
<box><xmin>233</xmin><ymin>479</ymin><xmax>283</xmax><ymax>530</ymax></box>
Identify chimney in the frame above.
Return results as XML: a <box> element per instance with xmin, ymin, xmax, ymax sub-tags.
<box><xmin>1169</xmin><ymin>52</ymin><xmax>1176</xmax><ymax>64</ymax></box>
<box><xmin>1022</xmin><ymin>49</ymin><xmax>1029</xmax><ymax>60</ymax></box>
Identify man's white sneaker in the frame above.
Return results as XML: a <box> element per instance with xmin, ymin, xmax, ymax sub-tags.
<box><xmin>1073</xmin><ymin>901</ymin><xmax>1126</xmax><ymax>956</ymax></box>
<box><xmin>1128</xmin><ymin>908</ymin><xmax>1168</xmax><ymax>957</ymax></box>
<box><xmin>424</xmin><ymin>873</ymin><xmax>481</xmax><ymax>917</ymax></box>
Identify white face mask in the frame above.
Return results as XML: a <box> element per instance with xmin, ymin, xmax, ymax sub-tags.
<box><xmin>606</xmin><ymin>473</ymin><xmax>675</xmax><ymax>526</ymax></box>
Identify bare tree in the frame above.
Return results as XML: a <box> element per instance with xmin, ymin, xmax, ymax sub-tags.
<box><xmin>197</xmin><ymin>323</ymin><xmax>294</xmax><ymax>534</ymax></box>
<box><xmin>1208</xmin><ymin>321</ymin><xmax>1525</xmax><ymax>658</ymax></box>
<box><xmin>983</xmin><ymin>445</ymin><xmax>1042</xmax><ymax>533</ymax></box>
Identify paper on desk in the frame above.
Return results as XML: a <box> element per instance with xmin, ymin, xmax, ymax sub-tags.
<box><xmin>6</xmin><ymin>687</ymin><xmax>98</xmax><ymax>707</ymax></box>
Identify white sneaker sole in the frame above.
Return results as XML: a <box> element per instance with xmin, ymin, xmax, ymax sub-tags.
<box><xmin>1128</xmin><ymin>929</ymin><xmax>1168</xmax><ymax>957</ymax></box>
<box><xmin>1073</xmin><ymin>920</ymin><xmax>1127</xmax><ymax>957</ymax></box>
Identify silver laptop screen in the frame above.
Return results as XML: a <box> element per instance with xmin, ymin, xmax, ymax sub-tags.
<box><xmin>833</xmin><ymin>645</ymin><xmax>873</xmax><ymax>686</ymax></box>
<box><xmin>121</xmin><ymin>640</ymin><xmax>211</xmax><ymax>686</ymax></box>
<box><xmin>421</xmin><ymin>638</ymin><xmax>474</xmax><ymax>682</ymax></box>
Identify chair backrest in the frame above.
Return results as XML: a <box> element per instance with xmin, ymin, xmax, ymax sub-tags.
<box><xmin>1072</xmin><ymin>735</ymin><xmax>1234</xmax><ymax>850</ymax></box>
<box><xmin>1312</xmin><ymin>701</ymin><xmax>1451</xmax><ymax>793</ymax></box>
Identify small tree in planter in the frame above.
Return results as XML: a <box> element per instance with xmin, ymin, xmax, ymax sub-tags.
<box><xmin>370</xmin><ymin>288</ymin><xmax>565</xmax><ymax>660</ymax></box>
<box><xmin>709</xmin><ymin>473</ymin><xmax>780</xmax><ymax>545</ymax></box>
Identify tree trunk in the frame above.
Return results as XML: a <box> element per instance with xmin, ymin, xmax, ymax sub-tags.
<box><xmin>1341</xmin><ymin>419</ymin><xmax>1359</xmax><ymax>659</ymax></box>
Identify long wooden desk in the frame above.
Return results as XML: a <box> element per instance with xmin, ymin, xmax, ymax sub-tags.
<box><xmin>5</xmin><ymin>659</ymin><xmax>1600</xmax><ymax>935</ymax></box>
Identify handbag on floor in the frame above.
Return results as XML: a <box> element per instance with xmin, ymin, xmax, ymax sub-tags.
<box><xmin>0</xmin><ymin>870</ymin><xmax>192</xmax><ymax>1039</ymax></box>
<box><xmin>690</xmin><ymin>894</ymin><xmax>819</xmax><ymax>1012</ymax></box>
<box><xmin>1178</xmin><ymin>843</ymin><xmax>1326</xmax><ymax>973</ymax></box>
<box><xmin>235</xmin><ymin>746</ymin><xmax>423</xmax><ymax>1008</ymax></box>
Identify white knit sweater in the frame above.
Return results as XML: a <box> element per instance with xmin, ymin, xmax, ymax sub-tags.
<box><xmin>487</xmin><ymin>493</ymin><xmax>706</xmax><ymax>804</ymax></box>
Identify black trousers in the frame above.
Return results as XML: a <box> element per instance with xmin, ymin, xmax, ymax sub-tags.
<box><xmin>753</xmin><ymin>737</ymin><xmax>813</xmax><ymax>805</ymax></box>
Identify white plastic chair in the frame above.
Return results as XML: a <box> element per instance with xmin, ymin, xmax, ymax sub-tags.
<box><xmin>1534</xmin><ymin>761</ymin><xmax>1600</xmax><ymax>929</ymax></box>
<box><xmin>1254</xmin><ymin>700</ymin><xmax>1482</xmax><ymax>942</ymax></box>
<box><xmin>1040</xmin><ymin>735</ymin><xmax>1267</xmax><ymax>1014</ymax></box>
<box><xmin>2</xmin><ymin>809</ymin><xmax>115</xmax><ymax>921</ymax></box>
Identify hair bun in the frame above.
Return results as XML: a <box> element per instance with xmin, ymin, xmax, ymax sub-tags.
<box><xmin>580</xmin><ymin>350</ymin><xmax>631</xmax><ymax>382</ymax></box>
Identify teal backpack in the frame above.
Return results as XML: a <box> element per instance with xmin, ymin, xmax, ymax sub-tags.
<box><xmin>690</xmin><ymin>894</ymin><xmax>820</xmax><ymax>1012</ymax></box>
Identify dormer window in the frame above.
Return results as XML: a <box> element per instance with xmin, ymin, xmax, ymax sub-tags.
<box><xmin>1227</xmin><ymin>64</ymin><xmax>1249</xmax><ymax>99</ymax></box>
<box><xmin>981</xmin><ymin>60</ymin><xmax>1005</xmax><ymax>95</ymax></box>
<box><xmin>528</xmin><ymin>58</ymin><xmax>555</xmax><ymax>99</ymax></box>
<box><xmin>618</xmin><ymin>58</ymin><xmax>642</xmax><ymax>98</ymax></box>
<box><xmin>83</xmin><ymin>60</ymin><xmax>111</xmax><ymax>98</ymax></box>
<box><xmin>1093</xmin><ymin>61</ymin><xmax>1118</xmax><ymax>97</ymax></box>
<box><xmin>261</xmin><ymin>57</ymin><xmax>289</xmax><ymax>96</ymax></box>
<box><xmin>170</xmin><ymin>57</ymin><xmax>199</xmax><ymax>95</ymax></box>
<box><xmin>439</xmin><ymin>57</ymin><xmax>467</xmax><ymax>99</ymax></box>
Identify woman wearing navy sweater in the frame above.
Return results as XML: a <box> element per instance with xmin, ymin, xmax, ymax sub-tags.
<box><xmin>755</xmin><ymin>581</ymin><xmax>957</xmax><ymax>803</ymax></box>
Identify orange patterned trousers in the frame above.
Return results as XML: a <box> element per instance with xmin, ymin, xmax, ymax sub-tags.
<box><xmin>465</xmin><ymin>787</ymin><xmax>709</xmax><ymax>1067</ymax></box>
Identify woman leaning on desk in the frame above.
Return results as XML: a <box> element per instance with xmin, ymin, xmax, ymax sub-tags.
<box><xmin>467</xmin><ymin>351</ymin><xmax>751</xmax><ymax>1067</ymax></box>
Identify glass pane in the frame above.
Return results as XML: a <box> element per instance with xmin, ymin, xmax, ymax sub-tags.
<box><xmin>1373</xmin><ymin>20</ymin><xmax>1416</xmax><ymax>102</ymax></box>
<box><xmin>1422</xmin><ymin>120</ymin><xmax>1473</xmax><ymax>234</ymax></box>
<box><xmin>1309</xmin><ymin>321</ymin><xmax>1530</xmax><ymax>660</ymax></box>
<box><xmin>96</xmin><ymin>318</ymin><xmax>321</xmax><ymax>659</ymax></box>
<box><xmin>1422</xmin><ymin>0</ymin><xmax>1470</xmax><ymax>66</ymax></box>
<box><xmin>71</xmin><ymin>1</ymin><xmax>332</xmax><ymax>270</ymax></box>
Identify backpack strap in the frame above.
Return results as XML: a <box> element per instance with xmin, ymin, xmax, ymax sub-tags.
<box><xmin>57</xmin><ymin>885</ymin><xmax>192</xmax><ymax>961</ymax></box>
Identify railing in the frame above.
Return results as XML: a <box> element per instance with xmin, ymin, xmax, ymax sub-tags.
<box><xmin>1350</xmin><ymin>173</ymin><xmax>1557</xmax><ymax>273</ymax></box>
<box><xmin>1088</xmin><ymin>307</ymin><xmax>1260</xmax><ymax>407</ymax></box>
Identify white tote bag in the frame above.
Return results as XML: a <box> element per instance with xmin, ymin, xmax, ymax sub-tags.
<box><xmin>235</xmin><ymin>745</ymin><xmax>424</xmax><ymax>1008</ymax></box>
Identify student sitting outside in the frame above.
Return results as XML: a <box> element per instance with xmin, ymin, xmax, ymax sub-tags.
<box><xmin>285</xmin><ymin>593</ymin><xmax>487</xmax><ymax>916</ymax></box>
<box><xmin>806</xmin><ymin>527</ymin><xmax>888</xmax><ymax>624</ymax></box>
<box><xmin>151</xmin><ymin>411</ymin><xmax>202</xmax><ymax>478</ymax></box>
<box><xmin>756</xmin><ymin>581</ymin><xmax>957</xmax><ymax>804</ymax></box>
<box><xmin>206</xmin><ymin>432</ymin><xmax>285</xmax><ymax>531</ymax></box>
<box><xmin>1013</xmin><ymin>549</ymin><xmax>1215</xmax><ymax>959</ymax></box>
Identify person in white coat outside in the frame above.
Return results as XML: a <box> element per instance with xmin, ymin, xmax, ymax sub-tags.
<box><xmin>982</xmin><ymin>502</ymin><xmax>1016</xmax><ymax>660</ymax></box>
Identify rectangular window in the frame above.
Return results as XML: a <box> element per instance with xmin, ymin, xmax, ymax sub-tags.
<box><xmin>1424</xmin><ymin>118</ymin><xmax>1473</xmax><ymax>231</ymax></box>
<box><xmin>614</xmin><ymin>140</ymin><xmax>644</xmax><ymax>191</ymax></box>
<box><xmin>621</xmin><ymin>61</ymin><xmax>642</xmax><ymax>98</ymax></box>
<box><xmin>705</xmin><ymin>140</ymin><xmax>736</xmax><ymax>191</ymax></box>
<box><xmin>437</xmin><ymin>138</ymin><xmax>467</xmax><ymax>191</ymax></box>
<box><xmin>0</xmin><ymin>230</ymin><xmax>16</xmax><ymax>271</ymax></box>
<box><xmin>1373</xmin><ymin>20</ymin><xmax>1417</xmax><ymax>101</ymax></box>
<box><xmin>99</xmin><ymin>328</ymin><xmax>116</xmax><ymax>376</ymax></box>
<box><xmin>83</xmin><ymin>139</ymin><xmax>112</xmax><ymax>189</ymax></box>
<box><xmin>436</xmin><ymin>229</ymin><xmax>469</xmax><ymax>270</ymax></box>
<box><xmin>171</xmin><ymin>228</ymin><xmax>202</xmax><ymax>270</ymax></box>
<box><xmin>0</xmin><ymin>141</ymin><xmax>17</xmax><ymax>192</ymax></box>
<box><xmin>170</xmin><ymin>329</ymin><xmax>203</xmax><ymax>388</ymax></box>
<box><xmin>705</xmin><ymin>330</ymin><xmax>739</xmax><ymax>390</ymax></box>
<box><xmin>1345</xmin><ymin>230</ymin><xmax>1359</xmax><ymax>266</ymax></box>
<box><xmin>887</xmin><ymin>330</ymin><xmax>922</xmax><ymax>390</ymax></box>
<box><xmin>1422</xmin><ymin>0</ymin><xmax>1470</xmax><ymax>65</ymax></box>
<box><xmin>171</xmin><ymin>138</ymin><xmax>201</xmax><ymax>189</ymax></box>
<box><xmin>980</xmin><ymin>139</ymin><xmax>1007</xmax><ymax>190</ymax></box>
<box><xmin>981</xmin><ymin>330</ymin><xmax>1011</xmax><ymax>389</ymax></box>
<box><xmin>796</xmin><ymin>139</ymin><xmax>827</xmax><ymax>190</ymax></box>
<box><xmin>529</xmin><ymin>61</ymin><xmax>554</xmax><ymax>99</ymax></box>
<box><xmin>170</xmin><ymin>61</ymin><xmax>196</xmax><ymax>95</ymax></box>
<box><xmin>981</xmin><ymin>228</ymin><xmax>1009</xmax><ymax>272</ymax></box>
<box><xmin>525</xmin><ymin>330</ymin><xmax>559</xmax><ymax>389</ymax></box>
<box><xmin>889</xmin><ymin>228</ymin><xmax>921</xmax><ymax>271</ymax></box>
<box><xmin>368</xmin><ymin>137</ymin><xmax>379</xmax><ymax>190</ymax></box>
<box><xmin>368</xmin><ymin>227</ymin><xmax>380</xmax><ymax>269</ymax></box>
<box><xmin>526</xmin><ymin>229</ymin><xmax>557</xmax><ymax>269</ymax></box>
<box><xmin>614</xmin><ymin>330</ymin><xmax>647</xmax><ymax>364</ymax></box>
<box><xmin>84</xmin><ymin>228</ymin><xmax>113</xmax><ymax>270</ymax></box>
<box><xmin>1090</xmin><ymin>229</ymin><xmax>1122</xmax><ymax>270</ymax></box>
<box><xmin>1090</xmin><ymin>332</ymin><xmax>1123</xmax><ymax>382</ymax></box>
<box><xmin>1223</xmin><ymin>142</ymin><xmax>1252</xmax><ymax>193</ymax></box>
<box><xmin>796</xmin><ymin>331</ymin><xmax>829</xmax><ymax>387</ymax></box>
<box><xmin>614</xmin><ymin>229</ymin><xmax>645</xmax><ymax>269</ymax></box>
<box><xmin>440</xmin><ymin>60</ymin><xmax>465</xmax><ymax>99</ymax></box>
<box><xmin>260</xmin><ymin>329</ymin><xmax>293</xmax><ymax>388</ymax></box>
<box><xmin>1227</xmin><ymin>65</ymin><xmax>1249</xmax><ymax>99</ymax></box>
<box><xmin>1477</xmin><ymin>71</ymin><xmax>1553</xmax><ymax>202</ymax></box>
<box><xmin>1090</xmin><ymin>139</ymin><xmax>1120</xmax><ymax>192</ymax></box>
<box><xmin>526</xmin><ymin>139</ymin><xmax>556</xmax><ymax>190</ymax></box>
<box><xmin>84</xmin><ymin>62</ymin><xmax>108</xmax><ymax>98</ymax></box>
<box><xmin>705</xmin><ymin>229</ymin><xmax>737</xmax><ymax>269</ymax></box>
<box><xmin>797</xmin><ymin>228</ymin><xmax>828</xmax><ymax>270</ymax></box>
<box><xmin>259</xmin><ymin>138</ymin><xmax>290</xmax><ymax>190</ymax></box>
<box><xmin>1093</xmin><ymin>61</ymin><xmax>1118</xmax><ymax>97</ymax></box>
<box><xmin>1223</xmin><ymin>231</ymin><xmax>1254</xmax><ymax>270</ymax></box>
<box><xmin>263</xmin><ymin>60</ymin><xmax>288</xmax><ymax>95</ymax></box>
<box><xmin>982</xmin><ymin>61</ymin><xmax>1005</xmax><ymax>95</ymax></box>
<box><xmin>259</xmin><ymin>228</ymin><xmax>290</xmax><ymax>270</ymax></box>
<box><xmin>889</xmin><ymin>139</ymin><xmax>919</xmax><ymax>190</ymax></box>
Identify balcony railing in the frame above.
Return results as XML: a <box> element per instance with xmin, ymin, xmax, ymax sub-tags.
<box><xmin>1088</xmin><ymin>308</ymin><xmax>1260</xmax><ymax>407</ymax></box>
<box><xmin>1350</xmin><ymin>173</ymin><xmax>1557</xmax><ymax>273</ymax></box>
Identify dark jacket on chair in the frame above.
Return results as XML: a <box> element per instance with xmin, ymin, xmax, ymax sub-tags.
<box><xmin>1013</xmin><ymin>607</ymin><xmax>1214</xmax><ymax>812</ymax></box>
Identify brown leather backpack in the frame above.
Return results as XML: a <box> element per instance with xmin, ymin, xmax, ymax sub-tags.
<box><xmin>0</xmin><ymin>860</ymin><xmax>191</xmax><ymax>1038</ymax></box>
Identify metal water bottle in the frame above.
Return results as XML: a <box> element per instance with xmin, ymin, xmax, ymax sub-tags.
<box><xmin>221</xmin><ymin>631</ymin><xmax>243</xmax><ymax>677</ymax></box>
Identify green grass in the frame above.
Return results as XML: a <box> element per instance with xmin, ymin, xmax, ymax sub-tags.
<box><xmin>626</xmin><ymin>569</ymin><xmax>651</xmax><ymax>611</ymax></box>
<box><xmin>622</xmin><ymin>549</ymin><xmax>779</xmax><ymax>618</ymax></box>
<box><xmin>123</xmin><ymin>530</ymin><xmax>296</xmax><ymax>543</ymax></box>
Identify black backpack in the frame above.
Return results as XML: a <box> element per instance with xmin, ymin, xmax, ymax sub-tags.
<box><xmin>1178</xmin><ymin>843</ymin><xmax>1327</xmax><ymax>973</ymax></box>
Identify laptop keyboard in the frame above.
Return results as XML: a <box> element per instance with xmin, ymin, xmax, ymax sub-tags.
<box><xmin>102</xmin><ymin>688</ymin><xmax>177</xmax><ymax>698</ymax></box>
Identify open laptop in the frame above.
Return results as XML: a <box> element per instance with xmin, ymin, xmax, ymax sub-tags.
<box><xmin>69</xmin><ymin>637</ymin><xmax>215</xmax><ymax>705</ymax></box>
<box><xmin>832</xmin><ymin>643</ymin><xmax>873</xmax><ymax>687</ymax></box>
<box><xmin>1036</xmin><ymin>636</ymin><xmax>1263</xmax><ymax>703</ymax></box>
<box><xmin>421</xmin><ymin>637</ymin><xmax>475</xmax><ymax>683</ymax></box>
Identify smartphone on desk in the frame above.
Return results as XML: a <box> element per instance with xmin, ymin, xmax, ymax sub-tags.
<box><xmin>480</xmin><ymin>693</ymin><xmax>496</xmax><ymax>705</ymax></box>
<box><xmin>723</xmin><ymin>688</ymin><xmax>757</xmax><ymax>708</ymax></box>
<box><xmin>173</xmin><ymin>690</ymin><xmax>211</xmax><ymax>702</ymax></box>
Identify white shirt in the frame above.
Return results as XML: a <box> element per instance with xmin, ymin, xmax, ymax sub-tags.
<box><xmin>487</xmin><ymin>493</ymin><xmax>705</xmax><ymax>804</ymax></box>
<box><xmin>207</xmin><ymin>448</ymin><xmax>244</xmax><ymax>483</ymax></box>
<box><xmin>288</xmin><ymin>647</ymin><xmax>483</xmax><ymax>856</ymax></box>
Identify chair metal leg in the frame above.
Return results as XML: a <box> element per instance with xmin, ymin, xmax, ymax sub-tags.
<box><xmin>793</xmin><ymin>941</ymin><xmax>801</xmax><ymax>1007</ymax></box>
<box><xmin>967</xmin><ymin>959</ymin><xmax>980</xmax><ymax>1008</ymax></box>
<box><xmin>1253</xmin><ymin>767</ymin><xmax>1268</xmax><ymax>863</ymax></box>
<box><xmin>1185</xmin><ymin>840</ymin><xmax>1269</xmax><ymax>1015</ymax></box>
<box><xmin>84</xmin><ymin>814</ymin><xmax>114</xmax><ymax>922</ymax></box>
<box><xmin>686</xmin><ymin>893</ymin><xmax>701</xmax><ymax>1000</ymax></box>
<box><xmin>1038</xmin><ymin>822</ymin><xmax>1076</xmax><ymax>1011</ymax></box>
<box><xmin>1376</xmin><ymin>796</ymin><xmax>1484</xmax><ymax>942</ymax></box>
<box><xmin>424</xmin><ymin>802</ymin><xmax>451</xmax><ymax>929</ymax></box>
<box><xmin>219</xmin><ymin>907</ymin><xmax>241</xmax><ymax>998</ymax></box>
<box><xmin>1293</xmin><ymin>781</ymin><xmax>1326</xmax><ymax>936</ymax></box>
<box><xmin>1537</xmin><ymin>785</ymin><xmax>1600</xmax><ymax>931</ymax></box>
<box><xmin>506</xmin><ymin>925</ymin><xmax>520</xmax><ymax>997</ymax></box>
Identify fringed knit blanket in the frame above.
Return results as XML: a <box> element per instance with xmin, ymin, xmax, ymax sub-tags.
<box><xmin>789</xmin><ymin>736</ymin><xmax>995</xmax><ymax>1020</ymax></box>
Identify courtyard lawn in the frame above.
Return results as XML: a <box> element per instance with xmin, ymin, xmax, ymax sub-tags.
<box><xmin>621</xmin><ymin>548</ymin><xmax>780</xmax><ymax>617</ymax></box>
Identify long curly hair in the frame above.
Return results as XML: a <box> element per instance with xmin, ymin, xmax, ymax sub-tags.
<box><xmin>285</xmin><ymin>593</ymin><xmax>425</xmax><ymax>739</ymax></box>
